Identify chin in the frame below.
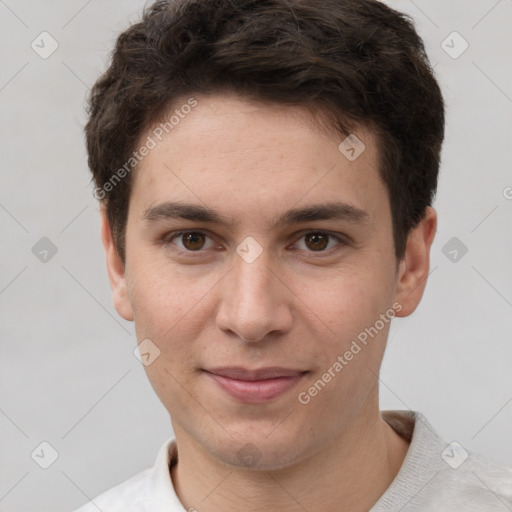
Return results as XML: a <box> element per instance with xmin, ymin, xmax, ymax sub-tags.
<box><xmin>203</xmin><ymin>424</ymin><xmax>314</xmax><ymax>471</ymax></box>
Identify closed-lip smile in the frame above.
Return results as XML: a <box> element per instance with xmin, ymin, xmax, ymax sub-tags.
<box><xmin>203</xmin><ymin>366</ymin><xmax>308</xmax><ymax>403</ymax></box>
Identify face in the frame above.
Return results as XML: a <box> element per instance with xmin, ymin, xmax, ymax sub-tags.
<box><xmin>103</xmin><ymin>92</ymin><xmax>435</xmax><ymax>470</ymax></box>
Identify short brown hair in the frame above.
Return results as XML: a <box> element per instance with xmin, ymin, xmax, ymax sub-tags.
<box><xmin>85</xmin><ymin>0</ymin><xmax>445</xmax><ymax>261</ymax></box>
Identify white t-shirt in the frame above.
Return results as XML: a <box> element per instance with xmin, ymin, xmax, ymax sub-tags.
<box><xmin>73</xmin><ymin>410</ymin><xmax>512</xmax><ymax>511</ymax></box>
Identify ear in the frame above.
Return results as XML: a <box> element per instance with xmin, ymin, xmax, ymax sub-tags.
<box><xmin>394</xmin><ymin>206</ymin><xmax>437</xmax><ymax>317</ymax></box>
<box><xmin>100</xmin><ymin>209</ymin><xmax>134</xmax><ymax>321</ymax></box>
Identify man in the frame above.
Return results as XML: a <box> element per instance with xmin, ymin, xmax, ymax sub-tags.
<box><xmin>75</xmin><ymin>0</ymin><xmax>512</xmax><ymax>510</ymax></box>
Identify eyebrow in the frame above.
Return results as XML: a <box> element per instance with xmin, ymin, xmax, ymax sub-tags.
<box><xmin>142</xmin><ymin>201</ymin><xmax>369</xmax><ymax>231</ymax></box>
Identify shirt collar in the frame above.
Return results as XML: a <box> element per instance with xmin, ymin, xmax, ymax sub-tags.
<box><xmin>148</xmin><ymin>436</ymin><xmax>186</xmax><ymax>511</ymax></box>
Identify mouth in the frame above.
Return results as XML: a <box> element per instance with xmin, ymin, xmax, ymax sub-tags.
<box><xmin>202</xmin><ymin>366</ymin><xmax>309</xmax><ymax>403</ymax></box>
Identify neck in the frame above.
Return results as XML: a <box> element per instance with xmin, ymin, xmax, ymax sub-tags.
<box><xmin>170</xmin><ymin>407</ymin><xmax>410</xmax><ymax>512</ymax></box>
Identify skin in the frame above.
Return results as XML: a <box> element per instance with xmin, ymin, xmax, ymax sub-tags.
<box><xmin>101</xmin><ymin>92</ymin><xmax>437</xmax><ymax>511</ymax></box>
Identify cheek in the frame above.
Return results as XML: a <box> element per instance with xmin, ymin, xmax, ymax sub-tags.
<box><xmin>128</xmin><ymin>267</ymin><xmax>208</xmax><ymax>408</ymax></box>
<box><xmin>296</xmin><ymin>269</ymin><xmax>394</xmax><ymax>412</ymax></box>
<box><xmin>306</xmin><ymin>262</ymin><xmax>393</xmax><ymax>339</ymax></box>
<box><xmin>127</xmin><ymin>255</ymin><xmax>188</xmax><ymax>317</ymax></box>
<box><xmin>126</xmin><ymin>259</ymin><xmax>219</xmax><ymax>354</ymax></box>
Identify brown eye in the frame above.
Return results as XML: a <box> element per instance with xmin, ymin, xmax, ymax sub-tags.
<box><xmin>292</xmin><ymin>231</ymin><xmax>345</xmax><ymax>255</ymax></box>
<box><xmin>162</xmin><ymin>230</ymin><xmax>219</xmax><ymax>256</ymax></box>
<box><xmin>180</xmin><ymin>232</ymin><xmax>206</xmax><ymax>250</ymax></box>
<box><xmin>304</xmin><ymin>232</ymin><xmax>329</xmax><ymax>251</ymax></box>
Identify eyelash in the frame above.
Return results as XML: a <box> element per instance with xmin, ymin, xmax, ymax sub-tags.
<box><xmin>161</xmin><ymin>229</ymin><xmax>348</xmax><ymax>258</ymax></box>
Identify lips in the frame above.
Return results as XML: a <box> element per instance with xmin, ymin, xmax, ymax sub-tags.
<box><xmin>203</xmin><ymin>366</ymin><xmax>308</xmax><ymax>403</ymax></box>
<box><xmin>205</xmin><ymin>366</ymin><xmax>306</xmax><ymax>380</ymax></box>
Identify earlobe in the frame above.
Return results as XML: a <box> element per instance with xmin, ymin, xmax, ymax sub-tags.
<box><xmin>394</xmin><ymin>207</ymin><xmax>437</xmax><ymax>317</ymax></box>
<box><xmin>100</xmin><ymin>210</ymin><xmax>134</xmax><ymax>322</ymax></box>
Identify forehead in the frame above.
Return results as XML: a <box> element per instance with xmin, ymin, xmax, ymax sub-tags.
<box><xmin>129</xmin><ymin>93</ymin><xmax>388</xmax><ymax>228</ymax></box>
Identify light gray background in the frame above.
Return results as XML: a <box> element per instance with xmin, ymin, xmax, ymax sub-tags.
<box><xmin>0</xmin><ymin>1</ymin><xmax>511</xmax><ymax>511</ymax></box>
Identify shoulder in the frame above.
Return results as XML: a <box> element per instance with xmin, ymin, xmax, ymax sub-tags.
<box><xmin>72</xmin><ymin>467</ymin><xmax>152</xmax><ymax>512</ymax></box>
<box><xmin>446</xmin><ymin>450</ymin><xmax>512</xmax><ymax>509</ymax></box>
<box><xmin>415</xmin><ymin>412</ymin><xmax>512</xmax><ymax>510</ymax></box>
<box><xmin>376</xmin><ymin>410</ymin><xmax>512</xmax><ymax>511</ymax></box>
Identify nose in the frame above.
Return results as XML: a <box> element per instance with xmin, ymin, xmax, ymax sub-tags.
<box><xmin>215</xmin><ymin>246</ymin><xmax>293</xmax><ymax>343</ymax></box>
